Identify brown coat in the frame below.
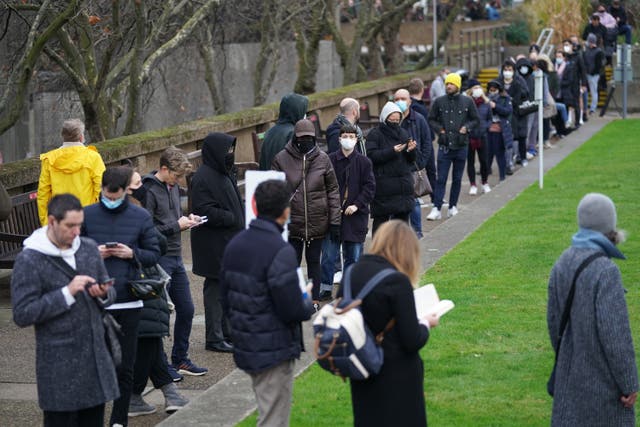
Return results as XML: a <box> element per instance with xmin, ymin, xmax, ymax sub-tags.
<box><xmin>272</xmin><ymin>142</ymin><xmax>340</xmax><ymax>241</ymax></box>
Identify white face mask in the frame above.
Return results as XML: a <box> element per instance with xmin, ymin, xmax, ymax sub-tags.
<box><xmin>503</xmin><ymin>70</ymin><xmax>514</xmax><ymax>80</ymax></box>
<box><xmin>472</xmin><ymin>88</ymin><xmax>483</xmax><ymax>98</ymax></box>
<box><xmin>519</xmin><ymin>66</ymin><xmax>529</xmax><ymax>75</ymax></box>
<box><xmin>563</xmin><ymin>45</ymin><xmax>572</xmax><ymax>53</ymax></box>
<box><xmin>340</xmin><ymin>137</ymin><xmax>357</xmax><ymax>151</ymax></box>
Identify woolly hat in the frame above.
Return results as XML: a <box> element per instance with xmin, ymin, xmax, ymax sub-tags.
<box><xmin>294</xmin><ymin>119</ymin><xmax>316</xmax><ymax>137</ymax></box>
<box><xmin>587</xmin><ymin>33</ymin><xmax>598</xmax><ymax>45</ymax></box>
<box><xmin>577</xmin><ymin>193</ymin><xmax>617</xmax><ymax>235</ymax></box>
<box><xmin>467</xmin><ymin>78</ymin><xmax>481</xmax><ymax>88</ymax></box>
<box><xmin>444</xmin><ymin>73</ymin><xmax>461</xmax><ymax>90</ymax></box>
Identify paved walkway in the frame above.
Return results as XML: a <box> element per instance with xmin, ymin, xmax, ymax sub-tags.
<box><xmin>0</xmin><ymin>113</ymin><xmax>618</xmax><ymax>426</ymax></box>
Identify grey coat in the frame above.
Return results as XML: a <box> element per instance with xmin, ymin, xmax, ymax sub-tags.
<box><xmin>11</xmin><ymin>237</ymin><xmax>120</xmax><ymax>411</ymax></box>
<box><xmin>548</xmin><ymin>245</ymin><xmax>638</xmax><ymax>426</ymax></box>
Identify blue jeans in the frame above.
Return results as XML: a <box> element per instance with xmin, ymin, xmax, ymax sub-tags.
<box><xmin>556</xmin><ymin>102</ymin><xmax>568</xmax><ymax>123</ymax></box>
<box><xmin>619</xmin><ymin>24</ymin><xmax>632</xmax><ymax>45</ymax></box>
<box><xmin>158</xmin><ymin>256</ymin><xmax>194</xmax><ymax>365</ymax></box>
<box><xmin>409</xmin><ymin>199</ymin><xmax>423</xmax><ymax>238</ymax></box>
<box><xmin>434</xmin><ymin>146</ymin><xmax>467</xmax><ymax>210</ymax></box>
<box><xmin>320</xmin><ymin>237</ymin><xmax>363</xmax><ymax>291</ymax></box>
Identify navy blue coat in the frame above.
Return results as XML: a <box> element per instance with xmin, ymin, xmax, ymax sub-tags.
<box><xmin>220</xmin><ymin>218</ymin><xmax>313</xmax><ymax>373</ymax></box>
<box><xmin>401</xmin><ymin>108</ymin><xmax>432</xmax><ymax>170</ymax></box>
<box><xmin>82</xmin><ymin>197</ymin><xmax>160</xmax><ymax>303</ymax></box>
<box><xmin>491</xmin><ymin>93</ymin><xmax>515</xmax><ymax>148</ymax></box>
<box><xmin>328</xmin><ymin>150</ymin><xmax>375</xmax><ymax>243</ymax></box>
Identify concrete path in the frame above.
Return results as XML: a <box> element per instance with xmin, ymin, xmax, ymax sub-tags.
<box><xmin>0</xmin><ymin>113</ymin><xmax>617</xmax><ymax>426</ymax></box>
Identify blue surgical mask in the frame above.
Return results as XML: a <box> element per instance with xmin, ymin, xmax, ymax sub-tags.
<box><xmin>101</xmin><ymin>195</ymin><xmax>125</xmax><ymax>210</ymax></box>
<box><xmin>395</xmin><ymin>100</ymin><xmax>408</xmax><ymax>113</ymax></box>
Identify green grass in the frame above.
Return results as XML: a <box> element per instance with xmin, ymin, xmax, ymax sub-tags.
<box><xmin>238</xmin><ymin>119</ymin><xmax>640</xmax><ymax>426</ymax></box>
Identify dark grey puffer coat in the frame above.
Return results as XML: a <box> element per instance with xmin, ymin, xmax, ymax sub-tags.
<box><xmin>272</xmin><ymin>141</ymin><xmax>340</xmax><ymax>241</ymax></box>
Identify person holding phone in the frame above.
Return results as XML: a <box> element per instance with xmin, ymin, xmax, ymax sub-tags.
<box><xmin>365</xmin><ymin>101</ymin><xmax>417</xmax><ymax>235</ymax></box>
<box><xmin>82</xmin><ymin>166</ymin><xmax>161</xmax><ymax>427</ymax></box>
<box><xmin>11</xmin><ymin>194</ymin><xmax>119</xmax><ymax>427</ymax></box>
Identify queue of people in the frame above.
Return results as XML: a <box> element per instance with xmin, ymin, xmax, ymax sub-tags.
<box><xmin>9</xmin><ymin>10</ymin><xmax>636</xmax><ymax>421</ymax></box>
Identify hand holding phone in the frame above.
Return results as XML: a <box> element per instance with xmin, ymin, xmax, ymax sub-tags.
<box><xmin>189</xmin><ymin>216</ymin><xmax>208</xmax><ymax>228</ymax></box>
<box><xmin>105</xmin><ymin>242</ymin><xmax>118</xmax><ymax>248</ymax></box>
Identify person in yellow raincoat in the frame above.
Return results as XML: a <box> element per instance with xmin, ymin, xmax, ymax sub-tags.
<box><xmin>37</xmin><ymin>119</ymin><xmax>106</xmax><ymax>225</ymax></box>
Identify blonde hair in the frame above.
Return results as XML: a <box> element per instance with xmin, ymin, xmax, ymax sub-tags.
<box><xmin>159</xmin><ymin>146</ymin><xmax>192</xmax><ymax>174</ymax></box>
<box><xmin>369</xmin><ymin>220</ymin><xmax>421</xmax><ymax>286</ymax></box>
<box><xmin>61</xmin><ymin>119</ymin><xmax>85</xmax><ymax>142</ymax></box>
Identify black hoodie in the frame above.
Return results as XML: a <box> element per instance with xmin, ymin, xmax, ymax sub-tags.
<box><xmin>190</xmin><ymin>133</ymin><xmax>245</xmax><ymax>278</ymax></box>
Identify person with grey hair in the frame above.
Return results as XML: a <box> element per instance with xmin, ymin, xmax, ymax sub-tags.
<box><xmin>37</xmin><ymin>118</ymin><xmax>106</xmax><ymax>226</ymax></box>
<box><xmin>547</xmin><ymin>193</ymin><xmax>638</xmax><ymax>426</ymax></box>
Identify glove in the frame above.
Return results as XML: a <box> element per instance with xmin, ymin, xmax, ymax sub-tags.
<box><xmin>329</xmin><ymin>224</ymin><xmax>341</xmax><ymax>243</ymax></box>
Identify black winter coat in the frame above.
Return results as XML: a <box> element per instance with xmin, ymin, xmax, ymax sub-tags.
<box><xmin>366</xmin><ymin>123</ymin><xmax>416</xmax><ymax>217</ymax></box>
<box><xmin>220</xmin><ymin>217</ymin><xmax>314</xmax><ymax>373</ymax></box>
<box><xmin>401</xmin><ymin>108</ymin><xmax>432</xmax><ymax>170</ymax></box>
<box><xmin>190</xmin><ymin>133</ymin><xmax>245</xmax><ymax>279</ymax></box>
<box><xmin>428</xmin><ymin>92</ymin><xmax>480</xmax><ymax>150</ymax></box>
<box><xmin>272</xmin><ymin>142</ymin><xmax>341</xmax><ymax>241</ymax></box>
<box><xmin>82</xmin><ymin>197</ymin><xmax>160</xmax><ymax>303</ymax></box>
<box><xmin>328</xmin><ymin>150</ymin><xmax>375</xmax><ymax>243</ymax></box>
<box><xmin>337</xmin><ymin>255</ymin><xmax>430</xmax><ymax>427</ymax></box>
<box><xmin>499</xmin><ymin>74</ymin><xmax>529</xmax><ymax>139</ymax></box>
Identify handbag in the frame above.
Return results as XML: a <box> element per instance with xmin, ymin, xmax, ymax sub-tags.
<box><xmin>129</xmin><ymin>260</ymin><xmax>170</xmax><ymax>300</ymax></box>
<box><xmin>413</xmin><ymin>163</ymin><xmax>432</xmax><ymax>197</ymax></box>
<box><xmin>547</xmin><ymin>252</ymin><xmax>606</xmax><ymax>396</ymax></box>
<box><xmin>543</xmin><ymin>96</ymin><xmax>557</xmax><ymax>119</ymax></box>
<box><xmin>44</xmin><ymin>255</ymin><xmax>123</xmax><ymax>367</ymax></box>
<box><xmin>517</xmin><ymin>100</ymin><xmax>538</xmax><ymax>116</ymax></box>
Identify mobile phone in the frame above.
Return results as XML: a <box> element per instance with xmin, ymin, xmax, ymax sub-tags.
<box><xmin>105</xmin><ymin>242</ymin><xmax>118</xmax><ymax>248</ymax></box>
<box><xmin>101</xmin><ymin>278</ymin><xmax>115</xmax><ymax>287</ymax></box>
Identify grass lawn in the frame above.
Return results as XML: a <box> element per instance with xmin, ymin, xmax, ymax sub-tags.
<box><xmin>238</xmin><ymin>119</ymin><xmax>640</xmax><ymax>426</ymax></box>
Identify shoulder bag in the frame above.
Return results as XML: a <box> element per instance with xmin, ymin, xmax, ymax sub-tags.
<box><xmin>129</xmin><ymin>259</ymin><xmax>170</xmax><ymax>300</ymax></box>
<box><xmin>547</xmin><ymin>252</ymin><xmax>606</xmax><ymax>396</ymax></box>
<box><xmin>413</xmin><ymin>162</ymin><xmax>432</xmax><ymax>197</ymax></box>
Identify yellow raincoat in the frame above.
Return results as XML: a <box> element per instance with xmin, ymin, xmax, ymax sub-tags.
<box><xmin>37</xmin><ymin>145</ymin><xmax>106</xmax><ymax>225</ymax></box>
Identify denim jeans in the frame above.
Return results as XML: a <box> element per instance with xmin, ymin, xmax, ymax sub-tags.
<box><xmin>619</xmin><ymin>24</ymin><xmax>632</xmax><ymax>45</ymax></box>
<box><xmin>556</xmin><ymin>102</ymin><xmax>568</xmax><ymax>123</ymax></box>
<box><xmin>109</xmin><ymin>308</ymin><xmax>142</xmax><ymax>426</ymax></box>
<box><xmin>587</xmin><ymin>74</ymin><xmax>600</xmax><ymax>112</ymax></box>
<box><xmin>434</xmin><ymin>146</ymin><xmax>467</xmax><ymax>210</ymax></box>
<box><xmin>487</xmin><ymin>132</ymin><xmax>506</xmax><ymax>181</ymax></box>
<box><xmin>409</xmin><ymin>199</ymin><xmax>423</xmax><ymax>238</ymax></box>
<box><xmin>158</xmin><ymin>256</ymin><xmax>194</xmax><ymax>365</ymax></box>
<box><xmin>320</xmin><ymin>237</ymin><xmax>363</xmax><ymax>291</ymax></box>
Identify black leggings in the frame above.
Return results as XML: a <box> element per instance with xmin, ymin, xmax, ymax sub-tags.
<box><xmin>133</xmin><ymin>337</ymin><xmax>174</xmax><ymax>394</ymax></box>
<box><xmin>371</xmin><ymin>212</ymin><xmax>410</xmax><ymax>236</ymax></box>
<box><xmin>289</xmin><ymin>237</ymin><xmax>323</xmax><ymax>300</ymax></box>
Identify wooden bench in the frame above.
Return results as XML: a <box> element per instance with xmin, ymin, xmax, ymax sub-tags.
<box><xmin>0</xmin><ymin>191</ymin><xmax>39</xmax><ymax>269</ymax></box>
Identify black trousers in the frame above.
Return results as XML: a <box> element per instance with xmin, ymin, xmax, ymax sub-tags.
<box><xmin>109</xmin><ymin>308</ymin><xmax>142</xmax><ymax>426</ymax></box>
<box><xmin>289</xmin><ymin>237</ymin><xmax>323</xmax><ymax>300</ymax></box>
<box><xmin>43</xmin><ymin>404</ymin><xmax>104</xmax><ymax>427</ymax></box>
<box><xmin>371</xmin><ymin>212</ymin><xmax>410</xmax><ymax>236</ymax></box>
<box><xmin>133</xmin><ymin>337</ymin><xmax>174</xmax><ymax>394</ymax></box>
<box><xmin>203</xmin><ymin>277</ymin><xmax>230</xmax><ymax>345</ymax></box>
<box><xmin>467</xmin><ymin>140</ymin><xmax>489</xmax><ymax>185</ymax></box>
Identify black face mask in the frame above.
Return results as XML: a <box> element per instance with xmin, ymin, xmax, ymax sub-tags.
<box><xmin>224</xmin><ymin>153</ymin><xmax>235</xmax><ymax>171</ymax></box>
<box><xmin>131</xmin><ymin>186</ymin><xmax>147</xmax><ymax>203</ymax></box>
<box><xmin>295</xmin><ymin>137</ymin><xmax>316</xmax><ymax>153</ymax></box>
<box><xmin>385</xmin><ymin>120</ymin><xmax>400</xmax><ymax>129</ymax></box>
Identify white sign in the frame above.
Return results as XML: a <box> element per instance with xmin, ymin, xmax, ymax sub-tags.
<box><xmin>244</xmin><ymin>170</ymin><xmax>287</xmax><ymax>238</ymax></box>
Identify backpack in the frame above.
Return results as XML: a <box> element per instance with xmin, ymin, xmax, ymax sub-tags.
<box><xmin>312</xmin><ymin>266</ymin><xmax>396</xmax><ymax>381</ymax></box>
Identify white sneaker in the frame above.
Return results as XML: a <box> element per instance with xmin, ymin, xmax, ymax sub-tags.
<box><xmin>426</xmin><ymin>207</ymin><xmax>441</xmax><ymax>221</ymax></box>
<box><xmin>522</xmin><ymin>159</ymin><xmax>528</xmax><ymax>167</ymax></box>
<box><xmin>448</xmin><ymin>206</ymin><xmax>459</xmax><ymax>218</ymax></box>
<box><xmin>482</xmin><ymin>184</ymin><xmax>491</xmax><ymax>193</ymax></box>
<box><xmin>526</xmin><ymin>152</ymin><xmax>534</xmax><ymax>160</ymax></box>
<box><xmin>469</xmin><ymin>185</ymin><xmax>478</xmax><ymax>195</ymax></box>
<box><xmin>332</xmin><ymin>271</ymin><xmax>343</xmax><ymax>284</ymax></box>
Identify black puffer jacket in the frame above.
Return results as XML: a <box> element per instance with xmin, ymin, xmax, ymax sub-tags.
<box><xmin>220</xmin><ymin>217</ymin><xmax>314</xmax><ymax>373</ymax></box>
<box><xmin>428</xmin><ymin>91</ymin><xmax>479</xmax><ymax>150</ymax></box>
<box><xmin>81</xmin><ymin>197</ymin><xmax>160</xmax><ymax>303</ymax></box>
<box><xmin>366</xmin><ymin>104</ymin><xmax>416</xmax><ymax>217</ymax></box>
<box><xmin>272</xmin><ymin>142</ymin><xmax>340</xmax><ymax>241</ymax></box>
<box><xmin>190</xmin><ymin>133</ymin><xmax>245</xmax><ymax>279</ymax></box>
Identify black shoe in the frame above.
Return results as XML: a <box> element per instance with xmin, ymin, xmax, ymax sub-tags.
<box><xmin>506</xmin><ymin>167</ymin><xmax>514</xmax><ymax>176</ymax></box>
<box><xmin>205</xmin><ymin>341</ymin><xmax>234</xmax><ymax>353</ymax></box>
<box><xmin>319</xmin><ymin>290</ymin><xmax>333</xmax><ymax>301</ymax></box>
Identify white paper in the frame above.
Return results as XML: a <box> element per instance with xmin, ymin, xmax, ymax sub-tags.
<box><xmin>296</xmin><ymin>267</ymin><xmax>307</xmax><ymax>293</ymax></box>
<box><xmin>414</xmin><ymin>284</ymin><xmax>454</xmax><ymax>319</ymax></box>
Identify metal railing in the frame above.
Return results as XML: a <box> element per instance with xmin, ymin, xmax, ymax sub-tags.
<box><xmin>445</xmin><ymin>23</ymin><xmax>509</xmax><ymax>75</ymax></box>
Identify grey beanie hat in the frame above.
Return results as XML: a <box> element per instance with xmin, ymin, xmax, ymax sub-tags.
<box><xmin>577</xmin><ymin>193</ymin><xmax>617</xmax><ymax>234</ymax></box>
<box><xmin>587</xmin><ymin>33</ymin><xmax>597</xmax><ymax>45</ymax></box>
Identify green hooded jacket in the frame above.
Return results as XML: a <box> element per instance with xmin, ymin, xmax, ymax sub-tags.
<box><xmin>259</xmin><ymin>93</ymin><xmax>309</xmax><ymax>170</ymax></box>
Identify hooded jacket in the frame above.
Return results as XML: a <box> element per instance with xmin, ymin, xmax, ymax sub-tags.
<box><xmin>272</xmin><ymin>141</ymin><xmax>340</xmax><ymax>241</ymax></box>
<box><xmin>190</xmin><ymin>133</ymin><xmax>245</xmax><ymax>278</ymax></box>
<box><xmin>37</xmin><ymin>144</ymin><xmax>106</xmax><ymax>226</ymax></box>
<box><xmin>259</xmin><ymin>93</ymin><xmax>309</xmax><ymax>170</ymax></box>
<box><xmin>11</xmin><ymin>229</ymin><xmax>119</xmax><ymax>411</ymax></box>
<box><xmin>498</xmin><ymin>70</ymin><xmax>529</xmax><ymax>139</ymax></box>
<box><xmin>366</xmin><ymin>102</ymin><xmax>416</xmax><ymax>217</ymax></box>
<box><xmin>142</xmin><ymin>172</ymin><xmax>183</xmax><ymax>257</ymax></box>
